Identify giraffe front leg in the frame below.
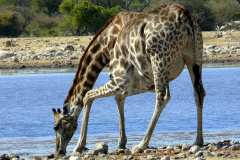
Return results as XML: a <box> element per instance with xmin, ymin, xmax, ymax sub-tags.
<box><xmin>73</xmin><ymin>102</ymin><xmax>92</xmax><ymax>154</ymax></box>
<box><xmin>115</xmin><ymin>95</ymin><xmax>127</xmax><ymax>149</ymax></box>
<box><xmin>73</xmin><ymin>80</ymin><xmax>127</xmax><ymax>154</ymax></box>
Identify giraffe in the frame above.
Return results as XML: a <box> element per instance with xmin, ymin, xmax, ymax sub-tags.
<box><xmin>52</xmin><ymin>12</ymin><xmax>135</xmax><ymax>155</ymax></box>
<box><xmin>52</xmin><ymin>3</ymin><xmax>205</xmax><ymax>156</ymax></box>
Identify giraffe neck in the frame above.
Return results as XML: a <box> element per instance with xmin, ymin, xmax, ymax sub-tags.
<box><xmin>63</xmin><ymin>19</ymin><xmax>114</xmax><ymax>114</ymax></box>
<box><xmin>64</xmin><ymin>42</ymin><xmax>109</xmax><ymax>111</ymax></box>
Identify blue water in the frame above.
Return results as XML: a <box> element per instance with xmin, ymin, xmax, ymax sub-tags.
<box><xmin>0</xmin><ymin>67</ymin><xmax>240</xmax><ymax>155</ymax></box>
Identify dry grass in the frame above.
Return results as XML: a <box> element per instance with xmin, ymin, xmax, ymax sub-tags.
<box><xmin>202</xmin><ymin>31</ymin><xmax>240</xmax><ymax>46</ymax></box>
<box><xmin>0</xmin><ymin>32</ymin><xmax>239</xmax><ymax>52</ymax></box>
<box><xmin>0</xmin><ymin>32</ymin><xmax>240</xmax><ymax>69</ymax></box>
<box><xmin>0</xmin><ymin>36</ymin><xmax>91</xmax><ymax>53</ymax></box>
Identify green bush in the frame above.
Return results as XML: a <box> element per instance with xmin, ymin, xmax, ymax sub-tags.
<box><xmin>59</xmin><ymin>0</ymin><xmax>120</xmax><ymax>35</ymax></box>
<box><xmin>207</xmin><ymin>0</ymin><xmax>240</xmax><ymax>26</ymax></box>
<box><xmin>0</xmin><ymin>0</ymin><xmax>239</xmax><ymax>37</ymax></box>
<box><xmin>178</xmin><ymin>0</ymin><xmax>216</xmax><ymax>31</ymax></box>
<box><xmin>146</xmin><ymin>0</ymin><xmax>216</xmax><ymax>30</ymax></box>
<box><xmin>129</xmin><ymin>0</ymin><xmax>145</xmax><ymax>11</ymax></box>
<box><xmin>0</xmin><ymin>7</ymin><xmax>25</xmax><ymax>36</ymax></box>
<box><xmin>25</xmin><ymin>13</ymin><xmax>61</xmax><ymax>36</ymax></box>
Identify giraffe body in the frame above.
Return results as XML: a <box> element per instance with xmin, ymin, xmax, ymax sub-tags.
<box><xmin>52</xmin><ymin>3</ymin><xmax>205</xmax><ymax>156</ymax></box>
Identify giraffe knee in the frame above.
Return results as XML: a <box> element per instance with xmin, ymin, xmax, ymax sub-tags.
<box><xmin>156</xmin><ymin>86</ymin><xmax>170</xmax><ymax>102</ymax></box>
<box><xmin>83</xmin><ymin>92</ymin><xmax>94</xmax><ymax>106</ymax></box>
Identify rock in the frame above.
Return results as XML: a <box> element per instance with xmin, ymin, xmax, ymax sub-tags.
<box><xmin>173</xmin><ymin>148</ymin><xmax>181</xmax><ymax>154</ymax></box>
<box><xmin>216</xmin><ymin>152</ymin><xmax>224</xmax><ymax>157</ymax></box>
<box><xmin>176</xmin><ymin>153</ymin><xmax>187</xmax><ymax>159</ymax></box>
<box><xmin>231</xmin><ymin>140</ymin><xmax>240</xmax><ymax>145</ymax></box>
<box><xmin>222</xmin><ymin>145</ymin><xmax>229</xmax><ymax>149</ymax></box>
<box><xmin>79</xmin><ymin>45</ymin><xmax>85</xmax><ymax>51</ymax></box>
<box><xmin>207</xmin><ymin>144</ymin><xmax>217</xmax><ymax>151</ymax></box>
<box><xmin>206</xmin><ymin>45</ymin><xmax>217</xmax><ymax>50</ymax></box>
<box><xmin>144</xmin><ymin>149</ymin><xmax>156</xmax><ymax>154</ymax></box>
<box><xmin>195</xmin><ymin>151</ymin><xmax>203</xmax><ymax>157</ymax></box>
<box><xmin>230</xmin><ymin>144</ymin><xmax>240</xmax><ymax>151</ymax></box>
<box><xmin>0</xmin><ymin>154</ymin><xmax>10</xmax><ymax>160</ymax></box>
<box><xmin>116</xmin><ymin>149</ymin><xmax>125</xmax><ymax>154</ymax></box>
<box><xmin>14</xmin><ymin>57</ymin><xmax>19</xmax><ymax>63</ymax></box>
<box><xmin>181</xmin><ymin>144</ymin><xmax>189</xmax><ymax>151</ymax></box>
<box><xmin>5</xmin><ymin>40</ymin><xmax>16</xmax><ymax>47</ymax></box>
<box><xmin>9</xmin><ymin>154</ymin><xmax>19</xmax><ymax>160</ymax></box>
<box><xmin>216</xmin><ymin>141</ymin><xmax>224</xmax><ymax>149</ymax></box>
<box><xmin>146</xmin><ymin>155</ymin><xmax>157</xmax><ymax>160</ymax></box>
<box><xmin>161</xmin><ymin>156</ymin><xmax>170</xmax><ymax>160</ymax></box>
<box><xmin>207</xmin><ymin>151</ymin><xmax>216</xmax><ymax>157</ymax></box>
<box><xmin>92</xmin><ymin>142</ymin><xmax>108</xmax><ymax>155</ymax></box>
<box><xmin>56</xmin><ymin>51</ymin><xmax>64</xmax><ymax>56</ymax></box>
<box><xmin>47</xmin><ymin>154</ymin><xmax>55</xmax><ymax>159</ymax></box>
<box><xmin>32</xmin><ymin>156</ymin><xmax>43</xmax><ymax>160</ymax></box>
<box><xmin>123</xmin><ymin>155</ymin><xmax>133</xmax><ymax>160</ymax></box>
<box><xmin>69</xmin><ymin>156</ymin><xmax>81</xmax><ymax>160</ymax></box>
<box><xmin>0</xmin><ymin>51</ymin><xmax>15</xmax><ymax>59</ymax></box>
<box><xmin>98</xmin><ymin>153</ymin><xmax>106</xmax><ymax>158</ymax></box>
<box><xmin>223</xmin><ymin>152</ymin><xmax>231</xmax><ymax>158</ymax></box>
<box><xmin>64</xmin><ymin>45</ymin><xmax>75</xmax><ymax>51</ymax></box>
<box><xmin>174</xmin><ymin>145</ymin><xmax>181</xmax><ymax>150</ymax></box>
<box><xmin>189</xmin><ymin>145</ymin><xmax>200</xmax><ymax>154</ymax></box>
<box><xmin>32</xmin><ymin>55</ymin><xmax>40</xmax><ymax>60</ymax></box>
<box><xmin>166</xmin><ymin>145</ymin><xmax>173</xmax><ymax>151</ymax></box>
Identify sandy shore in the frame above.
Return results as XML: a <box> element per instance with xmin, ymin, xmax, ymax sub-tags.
<box><xmin>0</xmin><ymin>32</ymin><xmax>240</xmax><ymax>70</ymax></box>
<box><xmin>1</xmin><ymin>140</ymin><xmax>240</xmax><ymax>160</ymax></box>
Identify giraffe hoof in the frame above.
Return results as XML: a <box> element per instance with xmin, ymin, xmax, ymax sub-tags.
<box><xmin>131</xmin><ymin>145</ymin><xmax>145</xmax><ymax>154</ymax></box>
<box><xmin>194</xmin><ymin>141</ymin><xmax>204</xmax><ymax>147</ymax></box>
<box><xmin>194</xmin><ymin>138</ymin><xmax>204</xmax><ymax>147</ymax></box>
<box><xmin>118</xmin><ymin>145</ymin><xmax>126</xmax><ymax>150</ymax></box>
<box><xmin>72</xmin><ymin>147</ymin><xmax>89</xmax><ymax>155</ymax></box>
<box><xmin>118</xmin><ymin>142</ymin><xmax>127</xmax><ymax>149</ymax></box>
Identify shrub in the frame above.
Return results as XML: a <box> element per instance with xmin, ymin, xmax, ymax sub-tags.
<box><xmin>207</xmin><ymin>0</ymin><xmax>240</xmax><ymax>26</ymax></box>
<box><xmin>59</xmin><ymin>0</ymin><xmax>120</xmax><ymax>35</ymax></box>
<box><xmin>0</xmin><ymin>7</ymin><xmax>25</xmax><ymax>36</ymax></box>
<box><xmin>25</xmin><ymin>13</ymin><xmax>61</xmax><ymax>36</ymax></box>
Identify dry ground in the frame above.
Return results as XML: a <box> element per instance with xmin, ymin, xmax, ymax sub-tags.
<box><xmin>203</xmin><ymin>31</ymin><xmax>240</xmax><ymax>46</ymax></box>
<box><xmin>0</xmin><ymin>32</ymin><xmax>240</xmax><ymax>69</ymax></box>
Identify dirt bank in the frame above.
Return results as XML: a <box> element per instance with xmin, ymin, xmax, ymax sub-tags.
<box><xmin>0</xmin><ymin>32</ymin><xmax>240</xmax><ymax>69</ymax></box>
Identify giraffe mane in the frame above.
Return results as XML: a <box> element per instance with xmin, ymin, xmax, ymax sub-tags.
<box><xmin>64</xmin><ymin>16</ymin><xmax>115</xmax><ymax>104</ymax></box>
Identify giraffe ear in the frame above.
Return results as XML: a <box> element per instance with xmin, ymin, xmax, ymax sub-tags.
<box><xmin>63</xmin><ymin>107</ymin><xmax>68</xmax><ymax>115</ymax></box>
<box><xmin>52</xmin><ymin>108</ymin><xmax>56</xmax><ymax>113</ymax></box>
<box><xmin>57</xmin><ymin>108</ymin><xmax>61</xmax><ymax>113</ymax></box>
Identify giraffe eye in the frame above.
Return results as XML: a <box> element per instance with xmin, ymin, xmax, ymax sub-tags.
<box><xmin>54</xmin><ymin>124</ymin><xmax>60</xmax><ymax>131</ymax></box>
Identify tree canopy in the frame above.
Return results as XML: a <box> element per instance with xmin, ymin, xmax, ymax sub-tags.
<box><xmin>0</xmin><ymin>0</ymin><xmax>239</xmax><ymax>37</ymax></box>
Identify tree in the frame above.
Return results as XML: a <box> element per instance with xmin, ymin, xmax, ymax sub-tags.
<box><xmin>44</xmin><ymin>0</ymin><xmax>63</xmax><ymax>14</ymax></box>
<box><xmin>59</xmin><ymin>0</ymin><xmax>120</xmax><ymax>35</ymax></box>
<box><xmin>145</xmin><ymin>0</ymin><xmax>216</xmax><ymax>30</ymax></box>
<box><xmin>0</xmin><ymin>7</ymin><xmax>25</xmax><ymax>36</ymax></box>
<box><xmin>207</xmin><ymin>0</ymin><xmax>240</xmax><ymax>25</ymax></box>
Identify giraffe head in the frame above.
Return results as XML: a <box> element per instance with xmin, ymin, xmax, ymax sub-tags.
<box><xmin>52</xmin><ymin>107</ymin><xmax>77</xmax><ymax>156</ymax></box>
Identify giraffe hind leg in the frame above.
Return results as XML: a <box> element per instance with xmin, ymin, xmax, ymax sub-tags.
<box><xmin>132</xmin><ymin>53</ymin><xmax>171</xmax><ymax>153</ymax></box>
<box><xmin>187</xmin><ymin>63</ymin><xmax>205</xmax><ymax>146</ymax></box>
